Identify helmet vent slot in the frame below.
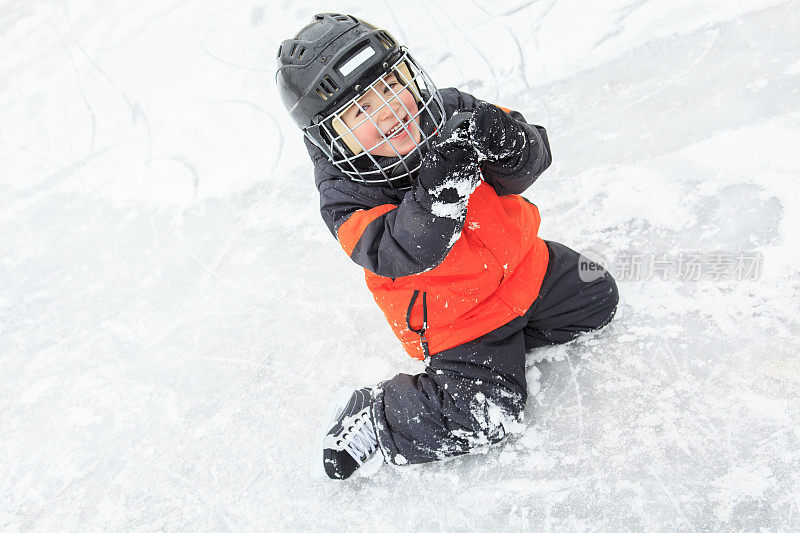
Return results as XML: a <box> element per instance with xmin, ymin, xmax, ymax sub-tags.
<box><xmin>289</xmin><ymin>43</ymin><xmax>306</xmax><ymax>59</ymax></box>
<box><xmin>376</xmin><ymin>31</ymin><xmax>395</xmax><ymax>49</ymax></box>
<box><xmin>316</xmin><ymin>76</ymin><xmax>339</xmax><ymax>100</ymax></box>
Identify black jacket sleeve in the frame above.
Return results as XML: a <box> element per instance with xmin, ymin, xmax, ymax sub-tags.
<box><xmin>443</xmin><ymin>88</ymin><xmax>552</xmax><ymax>196</ymax></box>
<box><xmin>308</xmin><ymin>138</ymin><xmax>468</xmax><ymax>279</ymax></box>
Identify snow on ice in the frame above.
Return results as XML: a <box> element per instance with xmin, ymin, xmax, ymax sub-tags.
<box><xmin>2</xmin><ymin>0</ymin><xmax>800</xmax><ymax>530</ymax></box>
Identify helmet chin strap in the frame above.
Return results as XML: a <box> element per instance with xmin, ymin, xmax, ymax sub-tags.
<box><xmin>389</xmin><ymin>149</ymin><xmax>421</xmax><ymax>183</ymax></box>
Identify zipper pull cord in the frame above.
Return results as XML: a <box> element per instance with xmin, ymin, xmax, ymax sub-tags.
<box><xmin>406</xmin><ymin>290</ymin><xmax>430</xmax><ymax>359</ymax></box>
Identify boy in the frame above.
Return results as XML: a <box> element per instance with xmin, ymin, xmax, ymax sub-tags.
<box><xmin>276</xmin><ymin>13</ymin><xmax>618</xmax><ymax>480</ymax></box>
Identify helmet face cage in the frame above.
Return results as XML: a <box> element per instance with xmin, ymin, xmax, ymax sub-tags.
<box><xmin>305</xmin><ymin>48</ymin><xmax>445</xmax><ymax>188</ymax></box>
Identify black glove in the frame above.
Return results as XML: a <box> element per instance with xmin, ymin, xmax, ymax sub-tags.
<box><xmin>468</xmin><ymin>102</ymin><xmax>527</xmax><ymax>163</ymax></box>
<box><xmin>417</xmin><ymin>110</ymin><xmax>478</xmax><ymax>189</ymax></box>
<box><xmin>418</xmin><ymin>139</ymin><xmax>478</xmax><ymax>190</ymax></box>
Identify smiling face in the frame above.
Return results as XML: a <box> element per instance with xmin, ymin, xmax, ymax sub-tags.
<box><xmin>337</xmin><ymin>71</ymin><xmax>422</xmax><ymax>157</ymax></box>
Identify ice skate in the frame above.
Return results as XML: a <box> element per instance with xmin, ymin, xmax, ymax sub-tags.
<box><xmin>312</xmin><ymin>387</ymin><xmax>383</xmax><ymax>480</ymax></box>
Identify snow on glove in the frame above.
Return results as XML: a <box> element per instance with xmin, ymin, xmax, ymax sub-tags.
<box><xmin>468</xmin><ymin>102</ymin><xmax>527</xmax><ymax>163</ymax></box>
<box><xmin>417</xmin><ymin>137</ymin><xmax>481</xmax><ymax>219</ymax></box>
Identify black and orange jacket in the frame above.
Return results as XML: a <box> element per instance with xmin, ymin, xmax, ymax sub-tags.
<box><xmin>305</xmin><ymin>88</ymin><xmax>553</xmax><ymax>359</ymax></box>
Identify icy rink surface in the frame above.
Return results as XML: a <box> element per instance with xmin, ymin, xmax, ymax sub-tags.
<box><xmin>2</xmin><ymin>0</ymin><xmax>800</xmax><ymax>530</ymax></box>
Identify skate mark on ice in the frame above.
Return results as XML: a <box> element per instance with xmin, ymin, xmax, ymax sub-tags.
<box><xmin>650</xmin><ymin>465</ymin><xmax>698</xmax><ymax>532</ymax></box>
<box><xmin>47</xmin><ymin>21</ymin><xmax>97</xmax><ymax>155</ymax></box>
<box><xmin>430</xmin><ymin>2</ymin><xmax>500</xmax><ymax>102</ymax></box>
<box><xmin>565</xmin><ymin>352</ymin><xmax>585</xmax><ymax>439</ymax></box>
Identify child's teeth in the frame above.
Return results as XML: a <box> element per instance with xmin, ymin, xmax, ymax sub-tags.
<box><xmin>387</xmin><ymin>120</ymin><xmax>405</xmax><ymax>138</ymax></box>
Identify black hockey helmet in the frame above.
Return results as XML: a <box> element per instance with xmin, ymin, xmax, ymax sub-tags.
<box><xmin>276</xmin><ymin>13</ymin><xmax>446</xmax><ymax>188</ymax></box>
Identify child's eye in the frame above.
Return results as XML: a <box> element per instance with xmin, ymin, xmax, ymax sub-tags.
<box><xmin>383</xmin><ymin>82</ymin><xmax>398</xmax><ymax>93</ymax></box>
<box><xmin>355</xmin><ymin>104</ymin><xmax>370</xmax><ymax>117</ymax></box>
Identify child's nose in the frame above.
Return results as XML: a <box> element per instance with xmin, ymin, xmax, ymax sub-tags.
<box><xmin>379</xmin><ymin>99</ymin><xmax>402</xmax><ymax>122</ymax></box>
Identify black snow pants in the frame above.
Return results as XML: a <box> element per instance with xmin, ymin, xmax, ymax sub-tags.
<box><xmin>371</xmin><ymin>241</ymin><xmax>619</xmax><ymax>465</ymax></box>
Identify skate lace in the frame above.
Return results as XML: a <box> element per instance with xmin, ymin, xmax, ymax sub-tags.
<box><xmin>341</xmin><ymin>411</ymin><xmax>379</xmax><ymax>465</ymax></box>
